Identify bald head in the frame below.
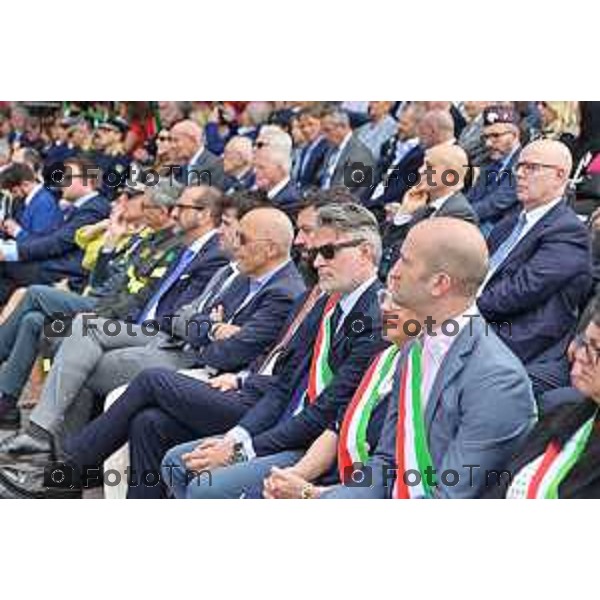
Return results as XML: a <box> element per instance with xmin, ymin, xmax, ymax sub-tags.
<box><xmin>417</xmin><ymin>109</ymin><xmax>455</xmax><ymax>149</ymax></box>
<box><xmin>414</xmin><ymin>218</ymin><xmax>488</xmax><ymax>296</ymax></box>
<box><xmin>243</xmin><ymin>207</ymin><xmax>294</xmax><ymax>254</ymax></box>
<box><xmin>515</xmin><ymin>139</ymin><xmax>573</xmax><ymax>209</ymax></box>
<box><xmin>389</xmin><ymin>217</ymin><xmax>488</xmax><ymax>318</ymax></box>
<box><xmin>223</xmin><ymin>136</ymin><xmax>254</xmax><ymax>176</ymax></box>
<box><xmin>170</xmin><ymin>120</ymin><xmax>203</xmax><ymax>162</ymax></box>
<box><xmin>423</xmin><ymin>144</ymin><xmax>470</xmax><ymax>197</ymax></box>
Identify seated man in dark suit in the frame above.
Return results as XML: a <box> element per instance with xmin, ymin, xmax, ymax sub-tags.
<box><xmin>169</xmin><ymin>120</ymin><xmax>225</xmax><ymax>190</ymax></box>
<box><xmin>293</xmin><ymin>105</ymin><xmax>329</xmax><ymax>189</ymax></box>
<box><xmin>365</xmin><ymin>104</ymin><xmax>425</xmax><ymax>214</ymax></box>
<box><xmin>254</xmin><ymin>131</ymin><xmax>301</xmax><ymax>216</ymax></box>
<box><xmin>318</xmin><ymin>218</ymin><xmax>536</xmax><ymax>499</ymax></box>
<box><xmin>379</xmin><ymin>144</ymin><xmax>478</xmax><ymax>279</ymax></box>
<box><xmin>158</xmin><ymin>203</ymin><xmax>387</xmax><ymax>500</ymax></box>
<box><xmin>0</xmin><ymin>162</ymin><xmax>63</xmax><ymax>240</ymax></box>
<box><xmin>222</xmin><ymin>136</ymin><xmax>255</xmax><ymax>194</ymax></box>
<box><xmin>0</xmin><ymin>205</ymin><xmax>303</xmax><ymax>471</ymax></box>
<box><xmin>0</xmin><ymin>155</ymin><xmax>111</xmax><ymax>304</ymax></box>
<box><xmin>478</xmin><ymin>139</ymin><xmax>593</xmax><ymax>397</ymax></box>
<box><xmin>318</xmin><ymin>108</ymin><xmax>375</xmax><ymax>198</ymax></box>
<box><xmin>466</xmin><ymin>105</ymin><xmax>522</xmax><ymax>235</ymax></box>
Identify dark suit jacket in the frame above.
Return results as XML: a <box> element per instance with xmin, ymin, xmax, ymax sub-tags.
<box><xmin>16</xmin><ymin>193</ymin><xmax>111</xmax><ymax>291</ymax></box>
<box><xmin>154</xmin><ymin>233</ymin><xmax>229</xmax><ymax>323</ymax></box>
<box><xmin>178</xmin><ymin>148</ymin><xmax>225</xmax><ymax>190</ymax></box>
<box><xmin>269</xmin><ymin>180</ymin><xmax>303</xmax><ymax>216</ymax></box>
<box><xmin>238</xmin><ymin>280</ymin><xmax>389</xmax><ymax>457</ymax></box>
<box><xmin>379</xmin><ymin>191</ymin><xmax>479</xmax><ymax>279</ymax></box>
<box><xmin>365</xmin><ymin>143</ymin><xmax>425</xmax><ymax>209</ymax></box>
<box><xmin>484</xmin><ymin>399</ymin><xmax>600</xmax><ymax>499</ymax></box>
<box><xmin>466</xmin><ymin>149</ymin><xmax>521</xmax><ymax>228</ymax></box>
<box><xmin>296</xmin><ymin>137</ymin><xmax>329</xmax><ymax>188</ymax></box>
<box><xmin>223</xmin><ymin>170</ymin><xmax>255</xmax><ymax>194</ymax></box>
<box><xmin>478</xmin><ymin>200</ymin><xmax>593</xmax><ymax>365</ymax></box>
<box><xmin>191</xmin><ymin>261</ymin><xmax>306</xmax><ymax>372</ymax></box>
<box><xmin>320</xmin><ymin>135</ymin><xmax>375</xmax><ymax>197</ymax></box>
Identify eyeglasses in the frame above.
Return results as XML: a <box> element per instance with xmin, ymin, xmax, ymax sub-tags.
<box><xmin>513</xmin><ymin>161</ymin><xmax>563</xmax><ymax>176</ymax></box>
<box><xmin>173</xmin><ymin>203</ymin><xmax>208</xmax><ymax>211</ymax></box>
<box><xmin>572</xmin><ymin>333</ymin><xmax>600</xmax><ymax>365</ymax></box>
<box><xmin>309</xmin><ymin>239</ymin><xmax>365</xmax><ymax>261</ymax></box>
<box><xmin>482</xmin><ymin>131</ymin><xmax>514</xmax><ymax>141</ymax></box>
<box><xmin>235</xmin><ymin>231</ymin><xmax>273</xmax><ymax>246</ymax></box>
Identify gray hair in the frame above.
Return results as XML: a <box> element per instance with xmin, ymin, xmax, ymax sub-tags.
<box><xmin>145</xmin><ymin>178</ymin><xmax>184</xmax><ymax>208</ymax></box>
<box><xmin>322</xmin><ymin>109</ymin><xmax>351</xmax><ymax>128</ymax></box>
<box><xmin>316</xmin><ymin>203</ymin><xmax>382</xmax><ymax>265</ymax></box>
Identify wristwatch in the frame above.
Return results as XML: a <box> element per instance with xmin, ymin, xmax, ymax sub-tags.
<box><xmin>229</xmin><ymin>442</ymin><xmax>248</xmax><ymax>465</ymax></box>
<box><xmin>300</xmin><ymin>482</ymin><xmax>316</xmax><ymax>499</ymax></box>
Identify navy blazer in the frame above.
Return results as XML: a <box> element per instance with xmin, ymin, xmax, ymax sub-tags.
<box><xmin>175</xmin><ymin>149</ymin><xmax>225</xmax><ymax>191</ymax></box>
<box><xmin>269</xmin><ymin>180</ymin><xmax>303</xmax><ymax>216</ymax></box>
<box><xmin>192</xmin><ymin>260</ymin><xmax>306</xmax><ymax>372</ymax></box>
<box><xmin>223</xmin><ymin>170</ymin><xmax>255</xmax><ymax>195</ymax></box>
<box><xmin>478</xmin><ymin>200</ymin><xmax>593</xmax><ymax>365</ymax></box>
<box><xmin>13</xmin><ymin>185</ymin><xmax>63</xmax><ymax>240</ymax></box>
<box><xmin>323</xmin><ymin>317</ymin><xmax>536</xmax><ymax>499</ymax></box>
<box><xmin>16</xmin><ymin>193</ymin><xmax>111</xmax><ymax>291</ymax></box>
<box><xmin>152</xmin><ymin>233</ymin><xmax>229</xmax><ymax>323</ymax></box>
<box><xmin>466</xmin><ymin>149</ymin><xmax>521</xmax><ymax>229</ymax></box>
<box><xmin>295</xmin><ymin>137</ymin><xmax>329</xmax><ymax>188</ymax></box>
<box><xmin>238</xmin><ymin>279</ymin><xmax>389</xmax><ymax>457</ymax></box>
<box><xmin>365</xmin><ymin>144</ymin><xmax>425</xmax><ymax>209</ymax></box>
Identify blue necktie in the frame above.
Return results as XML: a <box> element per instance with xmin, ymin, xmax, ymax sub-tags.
<box><xmin>489</xmin><ymin>213</ymin><xmax>528</xmax><ymax>271</ymax></box>
<box><xmin>138</xmin><ymin>248</ymin><xmax>196</xmax><ymax>323</ymax></box>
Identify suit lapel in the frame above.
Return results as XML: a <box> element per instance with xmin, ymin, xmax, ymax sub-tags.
<box><xmin>424</xmin><ymin>320</ymin><xmax>479</xmax><ymax>431</ymax></box>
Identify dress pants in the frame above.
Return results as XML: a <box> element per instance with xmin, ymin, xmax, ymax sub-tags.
<box><xmin>0</xmin><ymin>285</ymin><xmax>96</xmax><ymax>399</ymax></box>
<box><xmin>29</xmin><ymin>313</ymin><xmax>194</xmax><ymax>440</ymax></box>
<box><xmin>62</xmin><ymin>367</ymin><xmax>263</xmax><ymax>499</ymax></box>
<box><xmin>162</xmin><ymin>442</ymin><xmax>303</xmax><ymax>499</ymax></box>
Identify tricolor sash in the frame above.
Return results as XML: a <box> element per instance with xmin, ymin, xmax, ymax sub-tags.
<box><xmin>507</xmin><ymin>410</ymin><xmax>598</xmax><ymax>499</ymax></box>
<box><xmin>338</xmin><ymin>345</ymin><xmax>401</xmax><ymax>480</ymax></box>
<box><xmin>306</xmin><ymin>293</ymin><xmax>341</xmax><ymax>403</ymax></box>
<box><xmin>392</xmin><ymin>340</ymin><xmax>436</xmax><ymax>499</ymax></box>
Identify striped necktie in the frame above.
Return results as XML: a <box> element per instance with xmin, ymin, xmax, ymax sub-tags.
<box><xmin>488</xmin><ymin>212</ymin><xmax>528</xmax><ymax>271</ymax></box>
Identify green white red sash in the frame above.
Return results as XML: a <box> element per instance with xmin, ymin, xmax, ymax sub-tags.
<box><xmin>306</xmin><ymin>293</ymin><xmax>341</xmax><ymax>403</ymax></box>
<box><xmin>507</xmin><ymin>410</ymin><xmax>598</xmax><ymax>499</ymax></box>
<box><xmin>338</xmin><ymin>345</ymin><xmax>400</xmax><ymax>480</ymax></box>
<box><xmin>392</xmin><ymin>340</ymin><xmax>436</xmax><ymax>499</ymax></box>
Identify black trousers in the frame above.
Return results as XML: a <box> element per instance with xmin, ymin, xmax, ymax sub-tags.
<box><xmin>62</xmin><ymin>367</ymin><xmax>264</xmax><ymax>499</ymax></box>
<box><xmin>0</xmin><ymin>261</ymin><xmax>49</xmax><ymax>305</ymax></box>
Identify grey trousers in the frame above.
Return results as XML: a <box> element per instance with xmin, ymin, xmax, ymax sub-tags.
<box><xmin>30</xmin><ymin>313</ymin><xmax>196</xmax><ymax>439</ymax></box>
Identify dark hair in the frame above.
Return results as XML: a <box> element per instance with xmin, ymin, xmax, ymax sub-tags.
<box><xmin>297</xmin><ymin>186</ymin><xmax>356</xmax><ymax>212</ymax></box>
<box><xmin>0</xmin><ymin>162</ymin><xmax>36</xmax><ymax>188</ymax></box>
<box><xmin>64</xmin><ymin>154</ymin><xmax>101</xmax><ymax>188</ymax></box>
<box><xmin>298</xmin><ymin>104</ymin><xmax>328</xmax><ymax>121</ymax></box>
<box><xmin>186</xmin><ymin>185</ymin><xmax>225</xmax><ymax>226</ymax></box>
<box><xmin>218</xmin><ymin>189</ymin><xmax>271</xmax><ymax>220</ymax></box>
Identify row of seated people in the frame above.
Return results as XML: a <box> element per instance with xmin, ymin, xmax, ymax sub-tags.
<box><xmin>0</xmin><ymin>133</ymin><xmax>594</xmax><ymax>499</ymax></box>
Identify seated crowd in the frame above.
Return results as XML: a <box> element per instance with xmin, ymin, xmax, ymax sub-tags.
<box><xmin>0</xmin><ymin>100</ymin><xmax>598</xmax><ymax>499</ymax></box>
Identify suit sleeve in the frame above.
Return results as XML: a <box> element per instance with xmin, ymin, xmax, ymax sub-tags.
<box><xmin>434</xmin><ymin>364</ymin><xmax>536</xmax><ymax>498</ymax></box>
<box><xmin>17</xmin><ymin>205</ymin><xmax>105</xmax><ymax>262</ymax></box>
<box><xmin>198</xmin><ymin>286</ymin><xmax>302</xmax><ymax>372</ymax></box>
<box><xmin>472</xmin><ymin>177</ymin><xmax>518</xmax><ymax>223</ymax></box>
<box><xmin>251</xmin><ymin>329</ymin><xmax>388</xmax><ymax>457</ymax></box>
<box><xmin>478</xmin><ymin>227</ymin><xmax>592</xmax><ymax>318</ymax></box>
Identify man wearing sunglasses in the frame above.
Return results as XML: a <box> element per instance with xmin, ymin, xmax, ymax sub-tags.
<box><xmin>466</xmin><ymin>105</ymin><xmax>522</xmax><ymax>234</ymax></box>
<box><xmin>161</xmin><ymin>202</ymin><xmax>388</xmax><ymax>500</ymax></box>
<box><xmin>478</xmin><ymin>139</ymin><xmax>593</xmax><ymax>398</ymax></box>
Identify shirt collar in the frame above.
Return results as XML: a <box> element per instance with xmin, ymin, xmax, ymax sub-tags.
<box><xmin>423</xmin><ymin>302</ymin><xmax>479</xmax><ymax>361</ymax></box>
<box><xmin>188</xmin><ymin>229</ymin><xmax>218</xmax><ymax>255</ymax></box>
<box><xmin>336</xmin><ymin>132</ymin><xmax>353</xmax><ymax>154</ymax></box>
<box><xmin>24</xmin><ymin>183</ymin><xmax>43</xmax><ymax>206</ymax></box>
<box><xmin>523</xmin><ymin>196</ymin><xmax>564</xmax><ymax>225</ymax></box>
<box><xmin>249</xmin><ymin>259</ymin><xmax>291</xmax><ymax>292</ymax></box>
<box><xmin>73</xmin><ymin>192</ymin><xmax>99</xmax><ymax>208</ymax></box>
<box><xmin>267</xmin><ymin>176</ymin><xmax>290</xmax><ymax>199</ymax></box>
<box><xmin>189</xmin><ymin>146</ymin><xmax>205</xmax><ymax>166</ymax></box>
<box><xmin>339</xmin><ymin>276</ymin><xmax>378</xmax><ymax>317</ymax></box>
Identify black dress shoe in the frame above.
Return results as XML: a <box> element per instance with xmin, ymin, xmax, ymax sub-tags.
<box><xmin>0</xmin><ymin>395</ymin><xmax>19</xmax><ymax>430</ymax></box>
<box><xmin>0</xmin><ymin>464</ymin><xmax>81</xmax><ymax>499</ymax></box>
<box><xmin>0</xmin><ymin>432</ymin><xmax>52</xmax><ymax>462</ymax></box>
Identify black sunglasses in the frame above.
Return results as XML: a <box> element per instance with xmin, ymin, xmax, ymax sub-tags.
<box><xmin>309</xmin><ymin>239</ymin><xmax>365</xmax><ymax>261</ymax></box>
